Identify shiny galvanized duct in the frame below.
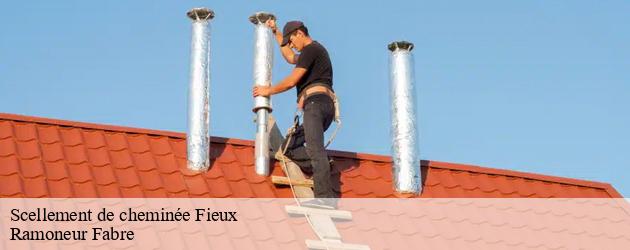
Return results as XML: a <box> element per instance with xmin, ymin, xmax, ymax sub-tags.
<box><xmin>186</xmin><ymin>8</ymin><xmax>214</xmax><ymax>172</ymax></box>
<box><xmin>388</xmin><ymin>41</ymin><xmax>421</xmax><ymax>194</ymax></box>
<box><xmin>249</xmin><ymin>12</ymin><xmax>275</xmax><ymax>176</ymax></box>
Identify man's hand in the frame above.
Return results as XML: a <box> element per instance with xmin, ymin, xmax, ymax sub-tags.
<box><xmin>265</xmin><ymin>19</ymin><xmax>277</xmax><ymax>33</ymax></box>
<box><xmin>253</xmin><ymin>85</ymin><xmax>272</xmax><ymax>97</ymax></box>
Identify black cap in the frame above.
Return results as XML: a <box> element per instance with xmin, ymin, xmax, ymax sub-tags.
<box><xmin>281</xmin><ymin>21</ymin><xmax>305</xmax><ymax>46</ymax></box>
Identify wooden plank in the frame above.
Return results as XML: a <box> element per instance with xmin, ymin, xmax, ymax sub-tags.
<box><xmin>285</xmin><ymin>205</ymin><xmax>352</xmax><ymax>220</ymax></box>
<box><xmin>272</xmin><ymin>176</ymin><xmax>314</xmax><ymax>187</ymax></box>
<box><xmin>278</xmin><ymin>159</ymin><xmax>313</xmax><ymax>198</ymax></box>
<box><xmin>305</xmin><ymin>240</ymin><xmax>371</xmax><ymax>250</ymax></box>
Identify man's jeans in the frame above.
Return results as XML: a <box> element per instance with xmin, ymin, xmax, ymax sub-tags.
<box><xmin>281</xmin><ymin>94</ymin><xmax>340</xmax><ymax>198</ymax></box>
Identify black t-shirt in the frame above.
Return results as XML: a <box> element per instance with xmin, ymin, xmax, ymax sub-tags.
<box><xmin>295</xmin><ymin>41</ymin><xmax>333</xmax><ymax>98</ymax></box>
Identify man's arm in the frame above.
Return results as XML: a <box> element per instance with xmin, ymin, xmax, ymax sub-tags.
<box><xmin>267</xmin><ymin>20</ymin><xmax>298</xmax><ymax>64</ymax></box>
<box><xmin>274</xmin><ymin>31</ymin><xmax>298</xmax><ymax>64</ymax></box>
<box><xmin>270</xmin><ymin>67</ymin><xmax>307</xmax><ymax>94</ymax></box>
<box><xmin>253</xmin><ymin>68</ymin><xmax>306</xmax><ymax>97</ymax></box>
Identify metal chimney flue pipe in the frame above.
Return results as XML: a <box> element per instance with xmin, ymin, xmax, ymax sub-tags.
<box><xmin>186</xmin><ymin>8</ymin><xmax>214</xmax><ymax>172</ymax></box>
<box><xmin>388</xmin><ymin>41</ymin><xmax>421</xmax><ymax>194</ymax></box>
<box><xmin>249</xmin><ymin>12</ymin><xmax>276</xmax><ymax>176</ymax></box>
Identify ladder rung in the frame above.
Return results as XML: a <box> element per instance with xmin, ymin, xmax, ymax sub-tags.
<box><xmin>285</xmin><ymin>205</ymin><xmax>352</xmax><ymax>220</ymax></box>
<box><xmin>306</xmin><ymin>240</ymin><xmax>371</xmax><ymax>250</ymax></box>
<box><xmin>272</xmin><ymin>176</ymin><xmax>314</xmax><ymax>187</ymax></box>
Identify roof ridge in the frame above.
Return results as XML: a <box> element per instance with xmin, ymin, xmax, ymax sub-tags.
<box><xmin>1</xmin><ymin>112</ymin><xmax>620</xmax><ymax>197</ymax></box>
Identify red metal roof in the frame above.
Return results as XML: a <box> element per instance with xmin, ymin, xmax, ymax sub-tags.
<box><xmin>0</xmin><ymin>113</ymin><xmax>622</xmax><ymax>198</ymax></box>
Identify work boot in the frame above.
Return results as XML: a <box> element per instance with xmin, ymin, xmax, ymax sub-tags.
<box><xmin>300</xmin><ymin>198</ymin><xmax>338</xmax><ymax>210</ymax></box>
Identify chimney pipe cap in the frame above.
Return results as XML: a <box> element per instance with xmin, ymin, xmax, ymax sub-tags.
<box><xmin>249</xmin><ymin>12</ymin><xmax>276</xmax><ymax>25</ymax></box>
<box><xmin>388</xmin><ymin>41</ymin><xmax>414</xmax><ymax>52</ymax></box>
<box><xmin>187</xmin><ymin>8</ymin><xmax>215</xmax><ymax>21</ymax></box>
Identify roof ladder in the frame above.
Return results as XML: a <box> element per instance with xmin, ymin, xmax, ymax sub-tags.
<box><xmin>268</xmin><ymin>115</ymin><xmax>370</xmax><ymax>250</ymax></box>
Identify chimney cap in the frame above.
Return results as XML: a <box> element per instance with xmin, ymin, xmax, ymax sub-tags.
<box><xmin>388</xmin><ymin>41</ymin><xmax>414</xmax><ymax>52</ymax></box>
<box><xmin>249</xmin><ymin>12</ymin><xmax>276</xmax><ymax>25</ymax></box>
<box><xmin>187</xmin><ymin>8</ymin><xmax>215</xmax><ymax>21</ymax></box>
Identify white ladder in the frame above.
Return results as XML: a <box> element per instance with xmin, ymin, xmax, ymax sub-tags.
<box><xmin>268</xmin><ymin>115</ymin><xmax>370</xmax><ymax>250</ymax></box>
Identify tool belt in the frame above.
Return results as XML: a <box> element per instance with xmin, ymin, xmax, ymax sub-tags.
<box><xmin>297</xmin><ymin>84</ymin><xmax>334</xmax><ymax>106</ymax></box>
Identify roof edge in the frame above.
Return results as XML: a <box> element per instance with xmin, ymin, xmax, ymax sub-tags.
<box><xmin>426</xmin><ymin>160</ymin><xmax>620</xmax><ymax>197</ymax></box>
<box><xmin>1</xmin><ymin>112</ymin><xmax>185</xmax><ymax>137</ymax></box>
<box><xmin>600</xmin><ymin>183</ymin><xmax>624</xmax><ymax>198</ymax></box>
<box><xmin>0</xmin><ymin>113</ymin><xmax>255</xmax><ymax>146</ymax></box>
<box><xmin>2</xmin><ymin>112</ymin><xmax>620</xmax><ymax>196</ymax></box>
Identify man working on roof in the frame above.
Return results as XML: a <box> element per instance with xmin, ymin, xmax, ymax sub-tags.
<box><xmin>253</xmin><ymin>20</ymin><xmax>339</xmax><ymax>204</ymax></box>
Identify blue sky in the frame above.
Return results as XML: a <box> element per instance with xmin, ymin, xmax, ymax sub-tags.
<box><xmin>2</xmin><ymin>1</ymin><xmax>629</xmax><ymax>196</ymax></box>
